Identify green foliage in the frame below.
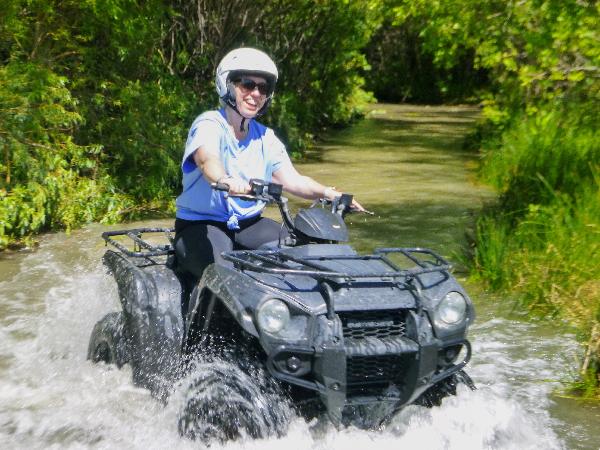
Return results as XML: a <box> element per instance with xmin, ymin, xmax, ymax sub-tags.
<box><xmin>0</xmin><ymin>0</ymin><xmax>185</xmax><ymax>247</ymax></box>
<box><xmin>482</xmin><ymin>101</ymin><xmax>599</xmax><ymax>213</ymax></box>
<box><xmin>0</xmin><ymin>61</ymin><xmax>131</xmax><ymax>247</ymax></box>
<box><xmin>80</xmin><ymin>77</ymin><xmax>194</xmax><ymax>201</ymax></box>
<box><xmin>364</xmin><ymin>4</ymin><xmax>487</xmax><ymax>103</ymax></box>
<box><xmin>391</xmin><ymin>0</ymin><xmax>599</xmax><ymax>106</ymax></box>
<box><xmin>160</xmin><ymin>0</ymin><xmax>380</xmax><ymax>144</ymax></box>
<box><xmin>390</xmin><ymin>0</ymin><xmax>600</xmax><ymax>394</ymax></box>
<box><xmin>0</xmin><ymin>0</ymin><xmax>382</xmax><ymax>248</ymax></box>
<box><xmin>472</xmin><ymin>175</ymin><xmax>600</xmax><ymax>398</ymax></box>
<box><xmin>61</xmin><ymin>0</ymin><xmax>195</xmax><ymax>202</ymax></box>
<box><xmin>473</xmin><ymin>179</ymin><xmax>599</xmax><ymax>317</ymax></box>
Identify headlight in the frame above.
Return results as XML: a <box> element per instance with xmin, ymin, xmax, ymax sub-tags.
<box><xmin>257</xmin><ymin>298</ymin><xmax>290</xmax><ymax>334</ymax></box>
<box><xmin>437</xmin><ymin>291</ymin><xmax>467</xmax><ymax>325</ymax></box>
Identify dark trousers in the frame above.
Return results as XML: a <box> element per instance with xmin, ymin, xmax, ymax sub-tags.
<box><xmin>174</xmin><ymin>216</ymin><xmax>288</xmax><ymax>281</ymax></box>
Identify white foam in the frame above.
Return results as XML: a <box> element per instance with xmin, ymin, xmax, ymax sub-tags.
<box><xmin>0</xmin><ymin>226</ymin><xmax>582</xmax><ymax>449</ymax></box>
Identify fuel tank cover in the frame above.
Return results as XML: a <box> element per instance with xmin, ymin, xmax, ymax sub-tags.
<box><xmin>294</xmin><ymin>208</ymin><xmax>349</xmax><ymax>242</ymax></box>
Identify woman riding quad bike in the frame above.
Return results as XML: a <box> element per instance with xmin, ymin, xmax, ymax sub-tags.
<box><xmin>88</xmin><ymin>47</ymin><xmax>475</xmax><ymax>442</ymax></box>
<box><xmin>90</xmin><ymin>179</ymin><xmax>476</xmax><ymax>442</ymax></box>
<box><xmin>173</xmin><ymin>47</ymin><xmax>364</xmax><ymax>294</ymax></box>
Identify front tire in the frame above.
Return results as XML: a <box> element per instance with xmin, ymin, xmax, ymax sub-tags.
<box><xmin>87</xmin><ymin>312</ymin><xmax>130</xmax><ymax>368</ymax></box>
<box><xmin>414</xmin><ymin>370</ymin><xmax>476</xmax><ymax>407</ymax></box>
<box><xmin>177</xmin><ymin>361</ymin><xmax>290</xmax><ymax>442</ymax></box>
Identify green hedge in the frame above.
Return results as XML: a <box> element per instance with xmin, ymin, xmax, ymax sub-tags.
<box><xmin>0</xmin><ymin>0</ymin><xmax>380</xmax><ymax>247</ymax></box>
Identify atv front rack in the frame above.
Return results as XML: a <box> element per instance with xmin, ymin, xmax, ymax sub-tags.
<box><xmin>221</xmin><ymin>247</ymin><xmax>451</xmax><ymax>281</ymax></box>
<box><xmin>101</xmin><ymin>228</ymin><xmax>175</xmax><ymax>258</ymax></box>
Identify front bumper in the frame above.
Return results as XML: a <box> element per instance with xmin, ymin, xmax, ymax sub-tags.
<box><xmin>266</xmin><ymin>333</ymin><xmax>472</xmax><ymax>424</ymax></box>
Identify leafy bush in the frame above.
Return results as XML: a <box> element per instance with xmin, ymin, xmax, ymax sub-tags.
<box><xmin>0</xmin><ymin>0</ymin><xmax>379</xmax><ymax>247</ymax></box>
<box><xmin>392</xmin><ymin>0</ymin><xmax>600</xmax><ymax>394</ymax></box>
<box><xmin>0</xmin><ymin>62</ymin><xmax>131</xmax><ymax>247</ymax></box>
<box><xmin>482</xmin><ymin>101</ymin><xmax>599</xmax><ymax>214</ymax></box>
<box><xmin>473</xmin><ymin>103</ymin><xmax>600</xmax><ymax>395</ymax></box>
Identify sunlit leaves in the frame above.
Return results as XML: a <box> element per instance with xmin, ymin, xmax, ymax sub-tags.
<box><xmin>1</xmin><ymin>0</ymin><xmax>382</xmax><ymax>247</ymax></box>
<box><xmin>0</xmin><ymin>56</ymin><xmax>129</xmax><ymax>246</ymax></box>
<box><xmin>390</xmin><ymin>0</ymin><xmax>599</xmax><ymax>106</ymax></box>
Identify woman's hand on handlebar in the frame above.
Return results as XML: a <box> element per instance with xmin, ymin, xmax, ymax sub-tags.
<box><xmin>216</xmin><ymin>176</ymin><xmax>251</xmax><ymax>195</ymax></box>
<box><xmin>324</xmin><ymin>186</ymin><xmax>368</xmax><ymax>213</ymax></box>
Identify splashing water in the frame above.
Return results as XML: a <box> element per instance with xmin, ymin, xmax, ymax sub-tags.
<box><xmin>0</xmin><ymin>223</ymin><xmax>595</xmax><ymax>450</ymax></box>
<box><xmin>2</xmin><ymin>105</ymin><xmax>599</xmax><ymax>449</ymax></box>
<box><xmin>174</xmin><ymin>360</ymin><xmax>292</xmax><ymax>442</ymax></box>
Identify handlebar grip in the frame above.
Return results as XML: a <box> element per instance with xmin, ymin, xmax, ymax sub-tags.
<box><xmin>211</xmin><ymin>182</ymin><xmax>230</xmax><ymax>192</ymax></box>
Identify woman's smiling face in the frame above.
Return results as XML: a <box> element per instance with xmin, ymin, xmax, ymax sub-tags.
<box><xmin>233</xmin><ymin>75</ymin><xmax>268</xmax><ymax>118</ymax></box>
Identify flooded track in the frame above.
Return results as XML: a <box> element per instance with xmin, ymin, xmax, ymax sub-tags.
<box><xmin>1</xmin><ymin>105</ymin><xmax>599</xmax><ymax>449</ymax></box>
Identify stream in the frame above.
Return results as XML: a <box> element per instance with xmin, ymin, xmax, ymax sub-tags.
<box><xmin>0</xmin><ymin>104</ymin><xmax>598</xmax><ymax>449</ymax></box>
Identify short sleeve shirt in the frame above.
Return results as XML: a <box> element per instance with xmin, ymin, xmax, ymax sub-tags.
<box><xmin>175</xmin><ymin>109</ymin><xmax>291</xmax><ymax>229</ymax></box>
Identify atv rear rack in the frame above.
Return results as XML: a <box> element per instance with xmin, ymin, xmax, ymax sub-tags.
<box><xmin>101</xmin><ymin>228</ymin><xmax>175</xmax><ymax>258</ymax></box>
<box><xmin>221</xmin><ymin>247</ymin><xmax>451</xmax><ymax>281</ymax></box>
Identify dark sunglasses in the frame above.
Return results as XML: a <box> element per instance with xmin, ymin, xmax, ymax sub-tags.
<box><xmin>232</xmin><ymin>78</ymin><xmax>272</xmax><ymax>96</ymax></box>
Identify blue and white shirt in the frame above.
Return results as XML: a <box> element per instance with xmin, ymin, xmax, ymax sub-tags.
<box><xmin>175</xmin><ymin>109</ymin><xmax>291</xmax><ymax>229</ymax></box>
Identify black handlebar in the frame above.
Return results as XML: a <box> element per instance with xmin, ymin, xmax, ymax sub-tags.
<box><xmin>211</xmin><ymin>178</ymin><xmax>364</xmax><ymax>218</ymax></box>
<box><xmin>213</xmin><ymin>181</ymin><xmax>231</xmax><ymax>192</ymax></box>
<box><xmin>210</xmin><ymin>179</ymin><xmax>283</xmax><ymax>201</ymax></box>
<box><xmin>210</xmin><ymin>178</ymin><xmax>371</xmax><ymax>246</ymax></box>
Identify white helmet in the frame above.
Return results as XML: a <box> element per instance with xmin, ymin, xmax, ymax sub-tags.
<box><xmin>215</xmin><ymin>47</ymin><xmax>278</xmax><ymax>116</ymax></box>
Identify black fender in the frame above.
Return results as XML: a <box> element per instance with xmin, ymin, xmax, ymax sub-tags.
<box><xmin>187</xmin><ymin>264</ymin><xmax>265</xmax><ymax>340</ymax></box>
<box><xmin>103</xmin><ymin>250</ymin><xmax>185</xmax><ymax>398</ymax></box>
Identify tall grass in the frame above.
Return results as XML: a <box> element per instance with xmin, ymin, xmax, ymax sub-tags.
<box><xmin>472</xmin><ymin>101</ymin><xmax>600</xmax><ymax>395</ymax></box>
<box><xmin>481</xmin><ymin>102</ymin><xmax>599</xmax><ymax>213</ymax></box>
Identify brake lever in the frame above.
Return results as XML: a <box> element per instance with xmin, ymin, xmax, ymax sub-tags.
<box><xmin>338</xmin><ymin>207</ymin><xmax>375</xmax><ymax>216</ymax></box>
<box><xmin>356</xmin><ymin>208</ymin><xmax>375</xmax><ymax>215</ymax></box>
<box><xmin>312</xmin><ymin>194</ymin><xmax>373</xmax><ymax>215</ymax></box>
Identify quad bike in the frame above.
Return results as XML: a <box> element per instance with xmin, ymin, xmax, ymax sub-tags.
<box><xmin>88</xmin><ymin>179</ymin><xmax>475</xmax><ymax>441</ymax></box>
